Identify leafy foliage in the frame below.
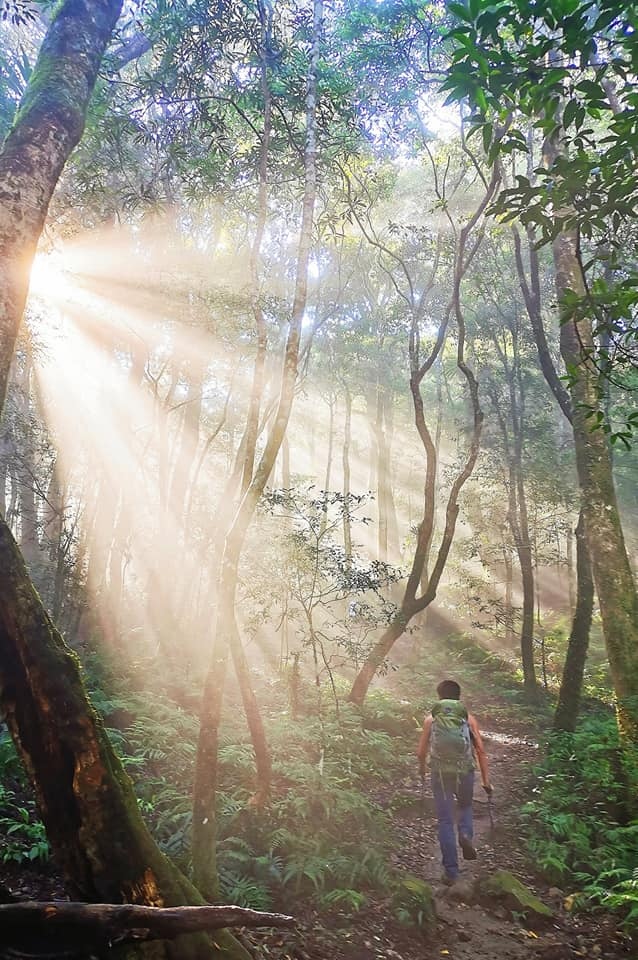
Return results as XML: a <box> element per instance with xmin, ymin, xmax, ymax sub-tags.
<box><xmin>0</xmin><ymin>730</ymin><xmax>49</xmax><ymax>865</ymax></box>
<box><xmin>523</xmin><ymin>717</ymin><xmax>638</xmax><ymax>927</ymax></box>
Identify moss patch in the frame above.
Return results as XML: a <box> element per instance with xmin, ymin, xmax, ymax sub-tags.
<box><xmin>480</xmin><ymin>870</ymin><xmax>552</xmax><ymax>920</ymax></box>
<box><xmin>391</xmin><ymin>874</ymin><xmax>436</xmax><ymax>930</ymax></box>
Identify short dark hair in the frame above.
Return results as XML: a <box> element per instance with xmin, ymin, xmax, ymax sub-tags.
<box><xmin>437</xmin><ymin>679</ymin><xmax>461</xmax><ymax>700</ymax></box>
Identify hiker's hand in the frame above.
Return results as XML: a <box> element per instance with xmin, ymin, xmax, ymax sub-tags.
<box><xmin>482</xmin><ymin>782</ymin><xmax>493</xmax><ymax>796</ymax></box>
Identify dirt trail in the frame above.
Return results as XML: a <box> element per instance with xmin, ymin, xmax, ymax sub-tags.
<box><xmin>375</xmin><ymin>727</ymin><xmax>633</xmax><ymax>960</ymax></box>
<box><xmin>258</xmin><ymin>719</ymin><xmax>634</xmax><ymax>960</ymax></box>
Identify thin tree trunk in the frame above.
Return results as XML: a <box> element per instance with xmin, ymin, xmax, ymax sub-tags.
<box><xmin>348</xmin><ymin>167</ymin><xmax>500</xmax><ymax>705</ymax></box>
<box><xmin>192</xmin><ymin>0</ymin><xmax>323</xmax><ymax>899</ymax></box>
<box><xmin>376</xmin><ymin>382</ymin><xmax>388</xmax><ymax>563</ymax></box>
<box><xmin>240</xmin><ymin>1</ymin><xmax>273</xmax><ymax>496</ymax></box>
<box><xmin>342</xmin><ymin>387</ymin><xmax>352</xmax><ymax>561</ymax></box>
<box><xmin>503</xmin><ymin>543</ymin><xmax>514</xmax><ymax>646</ymax></box>
<box><xmin>319</xmin><ymin>395</ymin><xmax>334</xmax><ymax>536</ymax></box>
<box><xmin>554</xmin><ymin>509</ymin><xmax>594</xmax><ymax>732</ymax></box>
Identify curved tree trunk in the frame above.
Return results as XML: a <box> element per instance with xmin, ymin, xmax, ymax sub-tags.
<box><xmin>348</xmin><ymin>165</ymin><xmax>500</xmax><ymax>706</ymax></box>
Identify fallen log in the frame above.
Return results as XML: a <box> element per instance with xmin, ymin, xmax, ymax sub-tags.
<box><xmin>0</xmin><ymin>901</ymin><xmax>295</xmax><ymax>958</ymax></box>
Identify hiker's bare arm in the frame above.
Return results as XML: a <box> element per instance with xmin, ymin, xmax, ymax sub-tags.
<box><xmin>416</xmin><ymin>716</ymin><xmax>432</xmax><ymax>775</ymax></box>
<box><xmin>468</xmin><ymin>714</ymin><xmax>491</xmax><ymax>791</ymax></box>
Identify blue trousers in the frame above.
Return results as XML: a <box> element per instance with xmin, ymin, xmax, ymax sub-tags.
<box><xmin>431</xmin><ymin>768</ymin><xmax>475</xmax><ymax>879</ymax></box>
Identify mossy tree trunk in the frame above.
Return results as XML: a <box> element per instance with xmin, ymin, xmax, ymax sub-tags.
<box><xmin>0</xmin><ymin>4</ymin><xmax>249</xmax><ymax>958</ymax></box>
<box><xmin>553</xmin><ymin>226</ymin><xmax>638</xmax><ymax>763</ymax></box>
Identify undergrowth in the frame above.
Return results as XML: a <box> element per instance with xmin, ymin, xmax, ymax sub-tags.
<box><xmin>83</xmin><ymin>655</ymin><xmax>416</xmax><ymax>911</ymax></box>
<box><xmin>523</xmin><ymin>716</ymin><xmax>638</xmax><ymax>929</ymax></box>
<box><xmin>0</xmin><ymin>729</ymin><xmax>49</xmax><ymax>865</ymax></box>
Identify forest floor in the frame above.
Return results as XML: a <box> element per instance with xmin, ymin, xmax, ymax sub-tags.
<box><xmin>0</xmin><ymin>679</ymin><xmax>635</xmax><ymax>960</ymax></box>
<box><xmin>250</xmin><ymin>685</ymin><xmax>636</xmax><ymax>960</ymax></box>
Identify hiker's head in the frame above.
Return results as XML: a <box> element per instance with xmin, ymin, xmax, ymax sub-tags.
<box><xmin>437</xmin><ymin>679</ymin><xmax>461</xmax><ymax>700</ymax></box>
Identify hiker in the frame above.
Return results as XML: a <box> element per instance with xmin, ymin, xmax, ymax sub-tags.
<box><xmin>417</xmin><ymin>679</ymin><xmax>492</xmax><ymax>884</ymax></box>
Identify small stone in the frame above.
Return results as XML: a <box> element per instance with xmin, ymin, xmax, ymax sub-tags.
<box><xmin>591</xmin><ymin>946</ymin><xmax>602</xmax><ymax>957</ymax></box>
<box><xmin>547</xmin><ymin>887</ymin><xmax>564</xmax><ymax>899</ymax></box>
<box><xmin>445</xmin><ymin>879</ymin><xmax>475</xmax><ymax>904</ymax></box>
<box><xmin>457</xmin><ymin>928</ymin><xmax>471</xmax><ymax>942</ymax></box>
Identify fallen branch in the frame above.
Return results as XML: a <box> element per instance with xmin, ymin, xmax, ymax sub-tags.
<box><xmin>0</xmin><ymin>901</ymin><xmax>295</xmax><ymax>955</ymax></box>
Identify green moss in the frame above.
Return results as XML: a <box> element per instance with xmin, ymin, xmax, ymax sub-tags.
<box><xmin>481</xmin><ymin>870</ymin><xmax>552</xmax><ymax>920</ymax></box>
<box><xmin>391</xmin><ymin>874</ymin><xmax>436</xmax><ymax>929</ymax></box>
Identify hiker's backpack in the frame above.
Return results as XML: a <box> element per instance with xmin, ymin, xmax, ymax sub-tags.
<box><xmin>430</xmin><ymin>699</ymin><xmax>473</xmax><ymax>774</ymax></box>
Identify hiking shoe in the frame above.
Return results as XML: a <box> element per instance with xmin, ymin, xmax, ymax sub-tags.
<box><xmin>459</xmin><ymin>834</ymin><xmax>477</xmax><ymax>860</ymax></box>
<box><xmin>441</xmin><ymin>872</ymin><xmax>458</xmax><ymax>886</ymax></box>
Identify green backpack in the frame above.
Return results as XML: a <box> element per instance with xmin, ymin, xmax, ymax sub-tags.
<box><xmin>430</xmin><ymin>699</ymin><xmax>474</xmax><ymax>774</ymax></box>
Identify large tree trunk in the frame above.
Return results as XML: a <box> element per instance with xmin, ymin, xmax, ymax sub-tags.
<box><xmin>553</xmin><ymin>226</ymin><xmax>638</xmax><ymax>755</ymax></box>
<box><xmin>0</xmin><ymin>900</ymin><xmax>292</xmax><ymax>958</ymax></box>
<box><xmin>0</xmin><ymin>5</ymin><xmax>249</xmax><ymax>958</ymax></box>
<box><xmin>0</xmin><ymin>521</ymin><xmax>247</xmax><ymax>960</ymax></box>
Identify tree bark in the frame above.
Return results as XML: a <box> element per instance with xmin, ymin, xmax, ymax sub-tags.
<box><xmin>554</xmin><ymin>509</ymin><xmax>594</xmax><ymax>732</ymax></box>
<box><xmin>0</xmin><ymin>4</ymin><xmax>249</xmax><ymax>957</ymax></box>
<box><xmin>553</xmin><ymin>225</ymin><xmax>638</xmax><ymax>754</ymax></box>
<box><xmin>0</xmin><ymin>901</ymin><xmax>292</xmax><ymax>957</ymax></box>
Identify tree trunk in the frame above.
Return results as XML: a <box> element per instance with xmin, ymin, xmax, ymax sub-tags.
<box><xmin>342</xmin><ymin>387</ymin><xmax>352</xmax><ymax>561</ymax></box>
<box><xmin>0</xmin><ymin>901</ymin><xmax>292</xmax><ymax>957</ymax></box>
<box><xmin>554</xmin><ymin>509</ymin><xmax>594</xmax><ymax>732</ymax></box>
<box><xmin>376</xmin><ymin>383</ymin><xmax>388</xmax><ymax>563</ymax></box>
<box><xmin>566</xmin><ymin>523</ymin><xmax>575</xmax><ymax>617</ymax></box>
<box><xmin>0</xmin><ymin>520</ymin><xmax>247</xmax><ymax>960</ymax></box>
<box><xmin>553</xmin><ymin>225</ymin><xmax>638</xmax><ymax>754</ymax></box>
<box><xmin>516</xmin><ymin>524</ymin><xmax>537</xmax><ymax>698</ymax></box>
<box><xmin>514</xmin><ymin>199</ymin><xmax>594</xmax><ymax>717</ymax></box>
<box><xmin>192</xmin><ymin>0</ymin><xmax>323</xmax><ymax>897</ymax></box>
<box><xmin>14</xmin><ymin>355</ymin><xmax>39</xmax><ymax>569</ymax></box>
<box><xmin>0</xmin><ymin>4</ymin><xmax>249</xmax><ymax>956</ymax></box>
<box><xmin>503</xmin><ymin>543</ymin><xmax>514</xmax><ymax>646</ymax></box>
<box><xmin>348</xmin><ymin>166</ymin><xmax>500</xmax><ymax>705</ymax></box>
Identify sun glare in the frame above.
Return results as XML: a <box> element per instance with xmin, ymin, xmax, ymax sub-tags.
<box><xmin>30</xmin><ymin>250</ymin><xmax>72</xmax><ymax>305</ymax></box>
